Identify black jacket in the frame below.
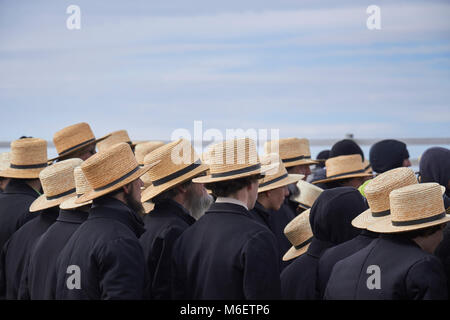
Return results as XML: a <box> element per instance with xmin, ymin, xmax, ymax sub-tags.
<box><xmin>0</xmin><ymin>179</ymin><xmax>41</xmax><ymax>251</ymax></box>
<box><xmin>172</xmin><ymin>202</ymin><xmax>281</xmax><ymax>300</ymax></box>
<box><xmin>54</xmin><ymin>197</ymin><xmax>148</xmax><ymax>300</ymax></box>
<box><xmin>0</xmin><ymin>206</ymin><xmax>59</xmax><ymax>299</ymax></box>
<box><xmin>139</xmin><ymin>199</ymin><xmax>195</xmax><ymax>299</ymax></box>
<box><xmin>324</xmin><ymin>234</ymin><xmax>448</xmax><ymax>300</ymax></box>
<box><xmin>19</xmin><ymin>208</ymin><xmax>89</xmax><ymax>300</ymax></box>
<box><xmin>316</xmin><ymin>230</ymin><xmax>378</xmax><ymax>299</ymax></box>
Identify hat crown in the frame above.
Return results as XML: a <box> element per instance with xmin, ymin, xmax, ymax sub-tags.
<box><xmin>365</xmin><ymin>167</ymin><xmax>417</xmax><ymax>213</ymax></box>
<box><xmin>264</xmin><ymin>137</ymin><xmax>311</xmax><ymax>160</ymax></box>
<box><xmin>135</xmin><ymin>141</ymin><xmax>165</xmax><ymax>165</ymax></box>
<box><xmin>144</xmin><ymin>139</ymin><xmax>201</xmax><ymax>181</ymax></box>
<box><xmin>295</xmin><ymin>180</ymin><xmax>323</xmax><ymax>207</ymax></box>
<box><xmin>81</xmin><ymin>143</ymin><xmax>139</xmax><ymax>190</ymax></box>
<box><xmin>284</xmin><ymin>209</ymin><xmax>313</xmax><ymax>246</ymax></box>
<box><xmin>39</xmin><ymin>158</ymin><xmax>82</xmax><ymax>197</ymax></box>
<box><xmin>97</xmin><ymin>130</ymin><xmax>132</xmax><ymax>152</ymax></box>
<box><xmin>10</xmin><ymin>138</ymin><xmax>48</xmax><ymax>166</ymax></box>
<box><xmin>389</xmin><ymin>183</ymin><xmax>445</xmax><ymax>224</ymax></box>
<box><xmin>53</xmin><ymin>122</ymin><xmax>95</xmax><ymax>155</ymax></box>
<box><xmin>258</xmin><ymin>153</ymin><xmax>287</xmax><ymax>184</ymax></box>
<box><xmin>325</xmin><ymin>154</ymin><xmax>364</xmax><ymax>177</ymax></box>
<box><xmin>74</xmin><ymin>165</ymin><xmax>92</xmax><ymax>196</ymax></box>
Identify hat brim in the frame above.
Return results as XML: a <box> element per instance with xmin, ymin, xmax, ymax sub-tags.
<box><xmin>0</xmin><ymin>167</ymin><xmax>45</xmax><ymax>179</ymax></box>
<box><xmin>283</xmin><ymin>159</ymin><xmax>319</xmax><ymax>168</ymax></box>
<box><xmin>282</xmin><ymin>241</ymin><xmax>312</xmax><ymax>261</ymax></box>
<box><xmin>368</xmin><ymin>214</ymin><xmax>450</xmax><ymax>233</ymax></box>
<box><xmin>30</xmin><ymin>191</ymin><xmax>78</xmax><ymax>212</ymax></box>
<box><xmin>48</xmin><ymin>135</ymin><xmax>110</xmax><ymax>162</ymax></box>
<box><xmin>141</xmin><ymin>164</ymin><xmax>209</xmax><ymax>203</ymax></box>
<box><xmin>258</xmin><ymin>174</ymin><xmax>304</xmax><ymax>193</ymax></box>
<box><xmin>59</xmin><ymin>195</ymin><xmax>92</xmax><ymax>210</ymax></box>
<box><xmin>76</xmin><ymin>161</ymin><xmax>160</xmax><ymax>204</ymax></box>
<box><xmin>143</xmin><ymin>201</ymin><xmax>155</xmax><ymax>214</ymax></box>
<box><xmin>193</xmin><ymin>163</ymin><xmax>276</xmax><ymax>184</ymax></box>
<box><xmin>312</xmin><ymin>172</ymin><xmax>373</xmax><ymax>185</ymax></box>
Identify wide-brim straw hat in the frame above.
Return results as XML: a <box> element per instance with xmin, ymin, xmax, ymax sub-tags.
<box><xmin>291</xmin><ymin>179</ymin><xmax>323</xmax><ymax>210</ymax></box>
<box><xmin>283</xmin><ymin>209</ymin><xmax>313</xmax><ymax>261</ymax></box>
<box><xmin>0</xmin><ymin>152</ymin><xmax>11</xmax><ymax>172</ymax></box>
<box><xmin>30</xmin><ymin>158</ymin><xmax>83</xmax><ymax>212</ymax></box>
<box><xmin>141</xmin><ymin>139</ymin><xmax>209</xmax><ymax>202</ymax></box>
<box><xmin>312</xmin><ymin>154</ymin><xmax>373</xmax><ymax>185</ymax></box>
<box><xmin>264</xmin><ymin>137</ymin><xmax>318</xmax><ymax>168</ymax></box>
<box><xmin>49</xmin><ymin>122</ymin><xmax>109</xmax><ymax>161</ymax></box>
<box><xmin>193</xmin><ymin>138</ymin><xmax>273</xmax><ymax>184</ymax></box>
<box><xmin>96</xmin><ymin>130</ymin><xmax>137</xmax><ymax>153</ymax></box>
<box><xmin>363</xmin><ymin>159</ymin><xmax>372</xmax><ymax>174</ymax></box>
<box><xmin>368</xmin><ymin>183</ymin><xmax>450</xmax><ymax>233</ymax></box>
<box><xmin>75</xmin><ymin>143</ymin><xmax>160</xmax><ymax>203</ymax></box>
<box><xmin>352</xmin><ymin>167</ymin><xmax>418</xmax><ymax>229</ymax></box>
<box><xmin>143</xmin><ymin>201</ymin><xmax>155</xmax><ymax>214</ymax></box>
<box><xmin>60</xmin><ymin>166</ymin><xmax>93</xmax><ymax>210</ymax></box>
<box><xmin>257</xmin><ymin>153</ymin><xmax>304</xmax><ymax>193</ymax></box>
<box><xmin>0</xmin><ymin>138</ymin><xmax>48</xmax><ymax>179</ymax></box>
<box><xmin>135</xmin><ymin>141</ymin><xmax>165</xmax><ymax>165</ymax></box>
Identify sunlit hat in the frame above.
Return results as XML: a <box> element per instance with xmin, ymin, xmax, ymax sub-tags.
<box><xmin>368</xmin><ymin>183</ymin><xmax>450</xmax><ymax>233</ymax></box>
<box><xmin>141</xmin><ymin>139</ymin><xmax>209</xmax><ymax>202</ymax></box>
<box><xmin>143</xmin><ymin>201</ymin><xmax>155</xmax><ymax>214</ymax></box>
<box><xmin>312</xmin><ymin>154</ymin><xmax>373</xmax><ymax>185</ymax></box>
<box><xmin>75</xmin><ymin>143</ymin><xmax>159</xmax><ymax>203</ymax></box>
<box><xmin>96</xmin><ymin>130</ymin><xmax>136</xmax><ymax>152</ymax></box>
<box><xmin>0</xmin><ymin>138</ymin><xmax>48</xmax><ymax>179</ymax></box>
<box><xmin>292</xmin><ymin>180</ymin><xmax>323</xmax><ymax>210</ymax></box>
<box><xmin>264</xmin><ymin>138</ymin><xmax>318</xmax><ymax>168</ymax></box>
<box><xmin>193</xmin><ymin>138</ymin><xmax>272</xmax><ymax>184</ymax></box>
<box><xmin>283</xmin><ymin>209</ymin><xmax>313</xmax><ymax>261</ymax></box>
<box><xmin>30</xmin><ymin>158</ymin><xmax>82</xmax><ymax>212</ymax></box>
<box><xmin>257</xmin><ymin>153</ymin><xmax>304</xmax><ymax>193</ymax></box>
<box><xmin>135</xmin><ymin>141</ymin><xmax>165</xmax><ymax>165</ymax></box>
<box><xmin>0</xmin><ymin>152</ymin><xmax>11</xmax><ymax>172</ymax></box>
<box><xmin>352</xmin><ymin>167</ymin><xmax>418</xmax><ymax>229</ymax></box>
<box><xmin>60</xmin><ymin>166</ymin><xmax>94</xmax><ymax>210</ymax></box>
<box><xmin>49</xmin><ymin>122</ymin><xmax>108</xmax><ymax>161</ymax></box>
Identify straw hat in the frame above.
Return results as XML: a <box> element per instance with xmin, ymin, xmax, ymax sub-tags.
<box><xmin>135</xmin><ymin>141</ymin><xmax>165</xmax><ymax>165</ymax></box>
<box><xmin>0</xmin><ymin>138</ymin><xmax>48</xmax><ymax>179</ymax></box>
<box><xmin>312</xmin><ymin>154</ymin><xmax>373</xmax><ymax>185</ymax></box>
<box><xmin>283</xmin><ymin>209</ymin><xmax>313</xmax><ymax>261</ymax></box>
<box><xmin>352</xmin><ymin>167</ymin><xmax>418</xmax><ymax>229</ymax></box>
<box><xmin>0</xmin><ymin>152</ymin><xmax>11</xmax><ymax>172</ymax></box>
<box><xmin>96</xmin><ymin>130</ymin><xmax>136</xmax><ymax>152</ymax></box>
<box><xmin>193</xmin><ymin>138</ymin><xmax>271</xmax><ymax>184</ymax></box>
<box><xmin>368</xmin><ymin>183</ymin><xmax>450</xmax><ymax>233</ymax></box>
<box><xmin>75</xmin><ymin>143</ymin><xmax>159</xmax><ymax>203</ymax></box>
<box><xmin>141</xmin><ymin>139</ymin><xmax>209</xmax><ymax>202</ymax></box>
<box><xmin>30</xmin><ymin>158</ymin><xmax>82</xmax><ymax>212</ymax></box>
<box><xmin>257</xmin><ymin>153</ymin><xmax>304</xmax><ymax>193</ymax></box>
<box><xmin>143</xmin><ymin>201</ymin><xmax>155</xmax><ymax>214</ymax></box>
<box><xmin>264</xmin><ymin>138</ymin><xmax>318</xmax><ymax>168</ymax></box>
<box><xmin>291</xmin><ymin>180</ymin><xmax>323</xmax><ymax>210</ymax></box>
<box><xmin>49</xmin><ymin>122</ymin><xmax>108</xmax><ymax>161</ymax></box>
<box><xmin>363</xmin><ymin>159</ymin><xmax>372</xmax><ymax>174</ymax></box>
<box><xmin>60</xmin><ymin>166</ymin><xmax>94</xmax><ymax>210</ymax></box>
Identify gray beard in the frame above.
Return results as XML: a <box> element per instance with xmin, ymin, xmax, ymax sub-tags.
<box><xmin>186</xmin><ymin>193</ymin><xmax>214</xmax><ymax>220</ymax></box>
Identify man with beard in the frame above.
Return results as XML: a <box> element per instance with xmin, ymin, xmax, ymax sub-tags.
<box><xmin>139</xmin><ymin>139</ymin><xmax>211</xmax><ymax>299</ymax></box>
<box><xmin>54</xmin><ymin>143</ymin><xmax>159</xmax><ymax>299</ymax></box>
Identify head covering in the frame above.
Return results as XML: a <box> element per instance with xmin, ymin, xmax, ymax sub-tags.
<box><xmin>315</xmin><ymin>150</ymin><xmax>330</xmax><ymax>168</ymax></box>
<box><xmin>283</xmin><ymin>209</ymin><xmax>313</xmax><ymax>261</ymax></box>
<box><xmin>309</xmin><ymin>187</ymin><xmax>368</xmax><ymax>244</ymax></box>
<box><xmin>264</xmin><ymin>137</ymin><xmax>318</xmax><ymax>168</ymax></box>
<box><xmin>369</xmin><ymin>139</ymin><xmax>410</xmax><ymax>174</ymax></box>
<box><xmin>134</xmin><ymin>141</ymin><xmax>165</xmax><ymax>165</ymax></box>
<box><xmin>0</xmin><ymin>152</ymin><xmax>11</xmax><ymax>172</ymax></box>
<box><xmin>291</xmin><ymin>180</ymin><xmax>323</xmax><ymax>210</ymax></box>
<box><xmin>96</xmin><ymin>130</ymin><xmax>136</xmax><ymax>152</ymax></box>
<box><xmin>419</xmin><ymin>147</ymin><xmax>450</xmax><ymax>196</ymax></box>
<box><xmin>330</xmin><ymin>139</ymin><xmax>364</xmax><ymax>161</ymax></box>
<box><xmin>60</xmin><ymin>166</ymin><xmax>94</xmax><ymax>210</ymax></box>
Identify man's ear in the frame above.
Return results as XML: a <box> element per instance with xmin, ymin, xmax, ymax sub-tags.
<box><xmin>177</xmin><ymin>184</ymin><xmax>189</xmax><ymax>194</ymax></box>
<box><xmin>122</xmin><ymin>183</ymin><xmax>132</xmax><ymax>195</ymax></box>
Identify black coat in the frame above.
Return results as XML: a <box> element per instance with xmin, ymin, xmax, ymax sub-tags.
<box><xmin>324</xmin><ymin>234</ymin><xmax>448</xmax><ymax>300</ymax></box>
<box><xmin>139</xmin><ymin>199</ymin><xmax>195</xmax><ymax>300</ymax></box>
<box><xmin>0</xmin><ymin>206</ymin><xmax>59</xmax><ymax>299</ymax></box>
<box><xmin>172</xmin><ymin>202</ymin><xmax>281</xmax><ymax>300</ymax></box>
<box><xmin>54</xmin><ymin>197</ymin><xmax>148</xmax><ymax>300</ymax></box>
<box><xmin>19</xmin><ymin>208</ymin><xmax>89</xmax><ymax>300</ymax></box>
<box><xmin>0</xmin><ymin>179</ymin><xmax>41</xmax><ymax>251</ymax></box>
<box><xmin>316</xmin><ymin>230</ymin><xmax>378</xmax><ymax>299</ymax></box>
<box><xmin>280</xmin><ymin>238</ymin><xmax>333</xmax><ymax>299</ymax></box>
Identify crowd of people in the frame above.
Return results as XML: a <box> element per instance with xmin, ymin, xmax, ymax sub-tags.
<box><xmin>0</xmin><ymin>122</ymin><xmax>449</xmax><ymax>300</ymax></box>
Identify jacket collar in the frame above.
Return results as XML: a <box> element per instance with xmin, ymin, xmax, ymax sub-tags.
<box><xmin>3</xmin><ymin>179</ymin><xmax>40</xmax><ymax>198</ymax></box>
<box><xmin>57</xmin><ymin>208</ymin><xmax>89</xmax><ymax>224</ymax></box>
<box><xmin>153</xmin><ymin>199</ymin><xmax>196</xmax><ymax>226</ymax></box>
<box><xmin>90</xmin><ymin>196</ymin><xmax>146</xmax><ymax>237</ymax></box>
<box><xmin>252</xmin><ymin>201</ymin><xmax>271</xmax><ymax>222</ymax></box>
<box><xmin>306</xmin><ymin>237</ymin><xmax>335</xmax><ymax>259</ymax></box>
<box><xmin>206</xmin><ymin>202</ymin><xmax>252</xmax><ymax>219</ymax></box>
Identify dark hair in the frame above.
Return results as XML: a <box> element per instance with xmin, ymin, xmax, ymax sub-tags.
<box><xmin>400</xmin><ymin>224</ymin><xmax>445</xmax><ymax>239</ymax></box>
<box><xmin>153</xmin><ymin>180</ymin><xmax>192</xmax><ymax>203</ymax></box>
<box><xmin>206</xmin><ymin>174</ymin><xmax>261</xmax><ymax>198</ymax></box>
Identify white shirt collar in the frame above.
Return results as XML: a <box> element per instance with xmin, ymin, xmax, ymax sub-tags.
<box><xmin>215</xmin><ymin>197</ymin><xmax>249</xmax><ymax>211</ymax></box>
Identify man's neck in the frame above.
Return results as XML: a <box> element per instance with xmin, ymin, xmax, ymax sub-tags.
<box><xmin>257</xmin><ymin>196</ymin><xmax>271</xmax><ymax>211</ymax></box>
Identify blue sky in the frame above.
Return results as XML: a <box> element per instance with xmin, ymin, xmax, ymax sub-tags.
<box><xmin>0</xmin><ymin>0</ymin><xmax>449</xmax><ymax>143</ymax></box>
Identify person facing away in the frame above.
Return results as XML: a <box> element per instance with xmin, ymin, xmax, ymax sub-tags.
<box><xmin>138</xmin><ymin>139</ymin><xmax>212</xmax><ymax>299</ymax></box>
<box><xmin>171</xmin><ymin>138</ymin><xmax>281</xmax><ymax>300</ymax></box>
<box><xmin>54</xmin><ymin>143</ymin><xmax>159</xmax><ymax>300</ymax></box>
<box><xmin>325</xmin><ymin>183</ymin><xmax>449</xmax><ymax>300</ymax></box>
<box><xmin>369</xmin><ymin>139</ymin><xmax>411</xmax><ymax>174</ymax></box>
